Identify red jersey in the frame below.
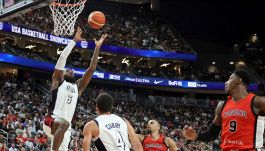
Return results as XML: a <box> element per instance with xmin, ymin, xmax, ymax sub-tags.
<box><xmin>220</xmin><ymin>93</ymin><xmax>264</xmax><ymax>151</ymax></box>
<box><xmin>142</xmin><ymin>134</ymin><xmax>168</xmax><ymax>151</ymax></box>
<box><xmin>0</xmin><ymin>143</ymin><xmax>5</xmax><ymax>151</ymax></box>
<box><xmin>16</xmin><ymin>135</ymin><xmax>27</xmax><ymax>143</ymax></box>
<box><xmin>38</xmin><ymin>137</ymin><xmax>48</xmax><ymax>144</ymax></box>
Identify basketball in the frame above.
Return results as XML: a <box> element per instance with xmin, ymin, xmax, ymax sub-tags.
<box><xmin>88</xmin><ymin>11</ymin><xmax>106</xmax><ymax>29</ymax></box>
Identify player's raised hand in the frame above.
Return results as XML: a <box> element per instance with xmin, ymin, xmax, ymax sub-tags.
<box><xmin>73</xmin><ymin>27</ymin><xmax>86</xmax><ymax>42</ymax></box>
<box><xmin>182</xmin><ymin>125</ymin><xmax>198</xmax><ymax>141</ymax></box>
<box><xmin>94</xmin><ymin>34</ymin><xmax>108</xmax><ymax>48</ymax></box>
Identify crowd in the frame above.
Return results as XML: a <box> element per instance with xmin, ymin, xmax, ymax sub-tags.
<box><xmin>0</xmin><ymin>72</ymin><xmax>220</xmax><ymax>150</ymax></box>
<box><xmin>0</xmin><ymin>72</ymin><xmax>50</xmax><ymax>151</ymax></box>
<box><xmin>6</xmin><ymin>5</ymin><xmax>194</xmax><ymax>53</ymax></box>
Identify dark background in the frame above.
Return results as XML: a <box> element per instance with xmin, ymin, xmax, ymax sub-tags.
<box><xmin>160</xmin><ymin>0</ymin><xmax>265</xmax><ymax>53</ymax></box>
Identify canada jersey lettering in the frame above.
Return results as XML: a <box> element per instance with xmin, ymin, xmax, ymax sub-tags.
<box><xmin>221</xmin><ymin>93</ymin><xmax>265</xmax><ymax>150</ymax></box>
<box><xmin>142</xmin><ymin>134</ymin><xmax>168</xmax><ymax>151</ymax></box>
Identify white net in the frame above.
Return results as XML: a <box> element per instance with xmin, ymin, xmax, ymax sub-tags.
<box><xmin>49</xmin><ymin>0</ymin><xmax>86</xmax><ymax>36</ymax></box>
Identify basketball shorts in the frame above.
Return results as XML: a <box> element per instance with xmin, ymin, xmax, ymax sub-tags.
<box><xmin>43</xmin><ymin>115</ymin><xmax>71</xmax><ymax>151</ymax></box>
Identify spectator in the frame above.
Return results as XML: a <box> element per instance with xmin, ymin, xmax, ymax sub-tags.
<box><xmin>9</xmin><ymin>143</ymin><xmax>17</xmax><ymax>151</ymax></box>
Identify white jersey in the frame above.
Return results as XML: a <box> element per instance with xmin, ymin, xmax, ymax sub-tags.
<box><xmin>94</xmin><ymin>114</ymin><xmax>131</xmax><ymax>151</ymax></box>
<box><xmin>50</xmin><ymin>80</ymin><xmax>79</xmax><ymax>123</ymax></box>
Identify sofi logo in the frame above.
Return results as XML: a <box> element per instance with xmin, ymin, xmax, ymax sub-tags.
<box><xmin>109</xmin><ymin>74</ymin><xmax>121</xmax><ymax>80</ymax></box>
<box><xmin>168</xmin><ymin>80</ymin><xmax>178</xmax><ymax>86</ymax></box>
<box><xmin>93</xmin><ymin>72</ymin><xmax>104</xmax><ymax>78</ymax></box>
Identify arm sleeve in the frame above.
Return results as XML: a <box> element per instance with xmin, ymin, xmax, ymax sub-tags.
<box><xmin>55</xmin><ymin>40</ymin><xmax>76</xmax><ymax>70</ymax></box>
<box><xmin>197</xmin><ymin>123</ymin><xmax>221</xmax><ymax>142</ymax></box>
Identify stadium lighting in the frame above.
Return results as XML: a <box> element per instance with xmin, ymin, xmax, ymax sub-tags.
<box><xmin>212</xmin><ymin>62</ymin><xmax>215</xmax><ymax>65</ymax></box>
<box><xmin>122</xmin><ymin>58</ymin><xmax>129</xmax><ymax>66</ymax></box>
<box><xmin>137</xmin><ymin>58</ymin><xmax>143</xmax><ymax>63</ymax></box>
<box><xmin>251</xmin><ymin>34</ymin><xmax>258</xmax><ymax>43</ymax></box>
<box><xmin>57</xmin><ymin>48</ymin><xmax>62</xmax><ymax>55</ymax></box>
<box><xmin>237</xmin><ymin>61</ymin><xmax>245</xmax><ymax>65</ymax></box>
<box><xmin>25</xmin><ymin>45</ymin><xmax>36</xmax><ymax>49</ymax></box>
<box><xmin>160</xmin><ymin>63</ymin><xmax>170</xmax><ymax>67</ymax></box>
<box><xmin>230</xmin><ymin>62</ymin><xmax>234</xmax><ymax>65</ymax></box>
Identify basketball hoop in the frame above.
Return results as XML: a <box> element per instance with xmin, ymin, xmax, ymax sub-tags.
<box><xmin>49</xmin><ymin>0</ymin><xmax>87</xmax><ymax>36</ymax></box>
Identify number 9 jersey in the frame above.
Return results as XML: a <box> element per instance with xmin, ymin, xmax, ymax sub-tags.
<box><xmin>220</xmin><ymin>93</ymin><xmax>265</xmax><ymax>151</ymax></box>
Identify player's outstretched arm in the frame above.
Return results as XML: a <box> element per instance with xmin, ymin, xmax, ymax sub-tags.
<box><xmin>165</xmin><ymin>137</ymin><xmax>180</xmax><ymax>151</ymax></box>
<box><xmin>77</xmin><ymin>34</ymin><xmax>108</xmax><ymax>96</ymax></box>
<box><xmin>52</xmin><ymin>27</ymin><xmax>84</xmax><ymax>87</ymax></box>
<box><xmin>83</xmin><ymin>121</ymin><xmax>98</xmax><ymax>151</ymax></box>
<box><xmin>183</xmin><ymin>101</ymin><xmax>223</xmax><ymax>142</ymax></box>
<box><xmin>125</xmin><ymin>119</ymin><xmax>144</xmax><ymax>151</ymax></box>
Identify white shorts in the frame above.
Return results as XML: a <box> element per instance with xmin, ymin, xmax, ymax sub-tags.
<box><xmin>43</xmin><ymin>116</ymin><xmax>72</xmax><ymax>151</ymax></box>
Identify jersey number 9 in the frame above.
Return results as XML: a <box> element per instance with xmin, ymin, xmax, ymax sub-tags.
<box><xmin>229</xmin><ymin>120</ymin><xmax>237</xmax><ymax>133</ymax></box>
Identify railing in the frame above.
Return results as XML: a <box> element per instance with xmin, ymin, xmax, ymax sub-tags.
<box><xmin>33</xmin><ymin>83</ymin><xmax>49</xmax><ymax>94</ymax></box>
<box><xmin>33</xmin><ymin>82</ymin><xmax>51</xmax><ymax>104</ymax></box>
<box><xmin>85</xmin><ymin>88</ymin><xmax>218</xmax><ymax>108</ymax></box>
<box><xmin>101</xmin><ymin>89</ymin><xmax>135</xmax><ymax>102</ymax></box>
<box><xmin>143</xmin><ymin>95</ymin><xmax>219</xmax><ymax>108</ymax></box>
<box><xmin>0</xmin><ymin>129</ymin><xmax>8</xmax><ymax>146</ymax></box>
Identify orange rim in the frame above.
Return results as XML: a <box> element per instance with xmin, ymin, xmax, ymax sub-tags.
<box><xmin>50</xmin><ymin>0</ymin><xmax>86</xmax><ymax>7</ymax></box>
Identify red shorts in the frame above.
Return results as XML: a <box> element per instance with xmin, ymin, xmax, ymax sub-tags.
<box><xmin>44</xmin><ymin>115</ymin><xmax>54</xmax><ymax>128</ymax></box>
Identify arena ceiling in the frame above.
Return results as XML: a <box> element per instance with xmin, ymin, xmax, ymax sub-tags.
<box><xmin>105</xmin><ymin>0</ymin><xmax>149</xmax><ymax>4</ymax></box>
<box><xmin>160</xmin><ymin>0</ymin><xmax>265</xmax><ymax>46</ymax></box>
